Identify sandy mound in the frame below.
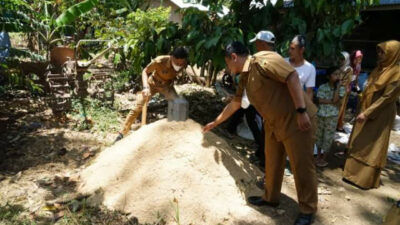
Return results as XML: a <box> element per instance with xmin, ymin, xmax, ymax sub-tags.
<box><xmin>78</xmin><ymin>119</ymin><xmax>270</xmax><ymax>225</ymax></box>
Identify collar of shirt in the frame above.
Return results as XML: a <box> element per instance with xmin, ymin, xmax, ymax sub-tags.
<box><xmin>166</xmin><ymin>56</ymin><xmax>173</xmax><ymax>70</ymax></box>
<box><xmin>242</xmin><ymin>55</ymin><xmax>252</xmax><ymax>73</ymax></box>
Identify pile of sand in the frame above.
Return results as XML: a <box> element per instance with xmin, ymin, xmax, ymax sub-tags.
<box><xmin>78</xmin><ymin>119</ymin><xmax>271</xmax><ymax>225</ymax></box>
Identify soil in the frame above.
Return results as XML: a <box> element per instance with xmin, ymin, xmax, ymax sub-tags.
<box><xmin>0</xmin><ymin>85</ymin><xmax>399</xmax><ymax>225</ymax></box>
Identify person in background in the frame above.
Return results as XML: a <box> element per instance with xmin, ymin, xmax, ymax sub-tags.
<box><xmin>348</xmin><ymin>50</ymin><xmax>364</xmax><ymax>114</ymax></box>
<box><xmin>226</xmin><ymin>73</ymin><xmax>265</xmax><ymax>167</ymax></box>
<box><xmin>250</xmin><ymin>30</ymin><xmax>275</xmax><ymax>52</ymax></box>
<box><xmin>315</xmin><ymin>67</ymin><xmax>345</xmax><ymax>167</ymax></box>
<box><xmin>343</xmin><ymin>40</ymin><xmax>400</xmax><ymax>189</ymax></box>
<box><xmin>114</xmin><ymin>47</ymin><xmax>188</xmax><ymax>142</ymax></box>
<box><xmin>336</xmin><ymin>51</ymin><xmax>353</xmax><ymax>133</ymax></box>
<box><xmin>286</xmin><ymin>35</ymin><xmax>316</xmax><ymax>175</ymax></box>
<box><xmin>350</xmin><ymin>50</ymin><xmax>364</xmax><ymax>89</ymax></box>
<box><xmin>286</xmin><ymin>35</ymin><xmax>316</xmax><ymax>101</ymax></box>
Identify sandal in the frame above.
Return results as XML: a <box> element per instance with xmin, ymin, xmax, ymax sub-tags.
<box><xmin>316</xmin><ymin>159</ymin><xmax>328</xmax><ymax>168</ymax></box>
<box><xmin>334</xmin><ymin>151</ymin><xmax>346</xmax><ymax>158</ymax></box>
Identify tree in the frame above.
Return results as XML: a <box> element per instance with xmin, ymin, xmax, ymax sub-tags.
<box><xmin>180</xmin><ymin>6</ymin><xmax>242</xmax><ymax>86</ymax></box>
<box><xmin>1</xmin><ymin>0</ymin><xmax>99</xmax><ymax>59</ymax></box>
<box><xmin>230</xmin><ymin>0</ymin><xmax>380</xmax><ymax>65</ymax></box>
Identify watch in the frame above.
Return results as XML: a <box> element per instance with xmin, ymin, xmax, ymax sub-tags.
<box><xmin>296</xmin><ymin>107</ymin><xmax>307</xmax><ymax>114</ymax></box>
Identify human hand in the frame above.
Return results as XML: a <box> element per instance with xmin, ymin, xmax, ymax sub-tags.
<box><xmin>203</xmin><ymin>121</ymin><xmax>217</xmax><ymax>133</ymax></box>
<box><xmin>142</xmin><ymin>88</ymin><xmax>151</xmax><ymax>98</ymax></box>
<box><xmin>297</xmin><ymin>113</ymin><xmax>311</xmax><ymax>131</ymax></box>
<box><xmin>224</xmin><ymin>95</ymin><xmax>234</xmax><ymax>103</ymax></box>
<box><xmin>356</xmin><ymin>113</ymin><xmax>367</xmax><ymax>123</ymax></box>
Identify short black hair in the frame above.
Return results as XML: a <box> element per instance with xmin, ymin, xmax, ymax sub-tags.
<box><xmin>171</xmin><ymin>47</ymin><xmax>189</xmax><ymax>59</ymax></box>
<box><xmin>225</xmin><ymin>41</ymin><xmax>249</xmax><ymax>58</ymax></box>
<box><xmin>293</xmin><ymin>35</ymin><xmax>306</xmax><ymax>48</ymax></box>
<box><xmin>326</xmin><ymin>66</ymin><xmax>339</xmax><ymax>77</ymax></box>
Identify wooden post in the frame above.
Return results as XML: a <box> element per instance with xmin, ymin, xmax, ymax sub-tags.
<box><xmin>141</xmin><ymin>101</ymin><xmax>148</xmax><ymax>126</ymax></box>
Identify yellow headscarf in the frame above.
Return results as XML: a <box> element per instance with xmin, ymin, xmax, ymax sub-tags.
<box><xmin>361</xmin><ymin>40</ymin><xmax>400</xmax><ymax>112</ymax></box>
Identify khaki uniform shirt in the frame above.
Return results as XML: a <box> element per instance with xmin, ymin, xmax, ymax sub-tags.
<box><xmin>234</xmin><ymin>51</ymin><xmax>317</xmax><ymax>141</ymax></box>
<box><xmin>145</xmin><ymin>55</ymin><xmax>179</xmax><ymax>86</ymax></box>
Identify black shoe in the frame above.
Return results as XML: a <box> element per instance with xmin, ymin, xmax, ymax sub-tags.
<box><xmin>247</xmin><ymin>196</ymin><xmax>279</xmax><ymax>207</ymax></box>
<box><xmin>294</xmin><ymin>213</ymin><xmax>314</xmax><ymax>225</ymax></box>
<box><xmin>113</xmin><ymin>133</ymin><xmax>123</xmax><ymax>143</ymax></box>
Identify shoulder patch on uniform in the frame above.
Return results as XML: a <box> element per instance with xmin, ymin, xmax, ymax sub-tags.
<box><xmin>153</xmin><ymin>55</ymin><xmax>169</xmax><ymax>64</ymax></box>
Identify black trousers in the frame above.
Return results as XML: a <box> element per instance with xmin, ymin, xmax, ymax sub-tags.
<box><xmin>228</xmin><ymin>105</ymin><xmax>265</xmax><ymax>167</ymax></box>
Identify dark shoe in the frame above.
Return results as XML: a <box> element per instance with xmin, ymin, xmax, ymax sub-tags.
<box><xmin>113</xmin><ymin>133</ymin><xmax>123</xmax><ymax>143</ymax></box>
<box><xmin>294</xmin><ymin>213</ymin><xmax>314</xmax><ymax>225</ymax></box>
<box><xmin>247</xmin><ymin>196</ymin><xmax>279</xmax><ymax>207</ymax></box>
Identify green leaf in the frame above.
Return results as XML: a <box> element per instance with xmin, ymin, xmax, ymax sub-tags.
<box><xmin>341</xmin><ymin>19</ymin><xmax>354</xmax><ymax>35</ymax></box>
<box><xmin>195</xmin><ymin>40</ymin><xmax>206</xmax><ymax>51</ymax></box>
<box><xmin>156</xmin><ymin>38</ymin><xmax>163</xmax><ymax>51</ymax></box>
<box><xmin>316</xmin><ymin>29</ymin><xmax>324</xmax><ymax>42</ymax></box>
<box><xmin>204</xmin><ymin>36</ymin><xmax>220</xmax><ymax>49</ymax></box>
<box><xmin>322</xmin><ymin>42</ymin><xmax>331</xmax><ymax>56</ymax></box>
<box><xmin>56</xmin><ymin>0</ymin><xmax>99</xmax><ymax>26</ymax></box>
<box><xmin>113</xmin><ymin>53</ymin><xmax>121</xmax><ymax>64</ymax></box>
<box><xmin>333</xmin><ymin>27</ymin><xmax>341</xmax><ymax>37</ymax></box>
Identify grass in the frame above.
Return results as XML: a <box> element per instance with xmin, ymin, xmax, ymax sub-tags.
<box><xmin>0</xmin><ymin>203</ymin><xmax>36</xmax><ymax>225</ymax></box>
<box><xmin>0</xmin><ymin>201</ymin><xmax>161</xmax><ymax>225</ymax></box>
<box><xmin>71</xmin><ymin>97</ymin><xmax>121</xmax><ymax>133</ymax></box>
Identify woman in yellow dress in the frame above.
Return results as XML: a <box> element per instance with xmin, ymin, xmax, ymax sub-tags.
<box><xmin>343</xmin><ymin>40</ymin><xmax>400</xmax><ymax>189</ymax></box>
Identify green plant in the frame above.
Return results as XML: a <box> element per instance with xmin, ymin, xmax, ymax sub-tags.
<box><xmin>0</xmin><ymin>203</ymin><xmax>35</xmax><ymax>225</ymax></box>
<box><xmin>94</xmin><ymin>6</ymin><xmax>176</xmax><ymax>75</ymax></box>
<box><xmin>1</xmin><ymin>0</ymin><xmax>99</xmax><ymax>59</ymax></box>
<box><xmin>180</xmin><ymin>5</ymin><xmax>243</xmax><ymax>86</ymax></box>
<box><xmin>55</xmin><ymin>0</ymin><xmax>99</xmax><ymax>26</ymax></box>
<box><xmin>113</xmin><ymin>70</ymin><xmax>133</xmax><ymax>93</ymax></box>
<box><xmin>230</xmin><ymin>0</ymin><xmax>380</xmax><ymax>64</ymax></box>
<box><xmin>71</xmin><ymin>97</ymin><xmax>120</xmax><ymax>133</ymax></box>
<box><xmin>172</xmin><ymin>198</ymin><xmax>181</xmax><ymax>225</ymax></box>
<box><xmin>4</xmin><ymin>71</ymin><xmax>43</xmax><ymax>95</ymax></box>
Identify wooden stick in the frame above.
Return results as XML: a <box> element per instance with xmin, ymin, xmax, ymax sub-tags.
<box><xmin>141</xmin><ymin>100</ymin><xmax>148</xmax><ymax>126</ymax></box>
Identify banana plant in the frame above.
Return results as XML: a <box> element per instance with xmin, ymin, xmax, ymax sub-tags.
<box><xmin>2</xmin><ymin>0</ymin><xmax>100</xmax><ymax>60</ymax></box>
<box><xmin>55</xmin><ymin>0</ymin><xmax>99</xmax><ymax>26</ymax></box>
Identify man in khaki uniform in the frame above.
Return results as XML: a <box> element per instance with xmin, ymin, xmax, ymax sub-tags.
<box><xmin>203</xmin><ymin>42</ymin><xmax>318</xmax><ymax>225</ymax></box>
<box><xmin>115</xmin><ymin>47</ymin><xmax>188</xmax><ymax>142</ymax></box>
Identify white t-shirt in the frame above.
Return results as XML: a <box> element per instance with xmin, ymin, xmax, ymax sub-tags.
<box><xmin>285</xmin><ymin>58</ymin><xmax>316</xmax><ymax>89</ymax></box>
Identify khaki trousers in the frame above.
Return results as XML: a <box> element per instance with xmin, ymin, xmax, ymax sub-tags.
<box><xmin>120</xmin><ymin>84</ymin><xmax>178</xmax><ymax>135</ymax></box>
<box><xmin>263</xmin><ymin>119</ymin><xmax>318</xmax><ymax>214</ymax></box>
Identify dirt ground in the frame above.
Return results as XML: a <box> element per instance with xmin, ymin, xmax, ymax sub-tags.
<box><xmin>0</xmin><ymin>85</ymin><xmax>399</xmax><ymax>225</ymax></box>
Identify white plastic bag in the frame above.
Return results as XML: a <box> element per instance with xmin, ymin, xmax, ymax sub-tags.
<box><xmin>241</xmin><ymin>89</ymin><xmax>250</xmax><ymax>109</ymax></box>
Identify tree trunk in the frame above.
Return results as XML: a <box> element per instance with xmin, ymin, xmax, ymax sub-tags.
<box><xmin>200</xmin><ymin>64</ymin><xmax>205</xmax><ymax>77</ymax></box>
<box><xmin>211</xmin><ymin>68</ymin><xmax>218</xmax><ymax>86</ymax></box>
<box><xmin>206</xmin><ymin>61</ymin><xmax>214</xmax><ymax>87</ymax></box>
<box><xmin>27</xmin><ymin>33</ymin><xmax>37</xmax><ymax>52</ymax></box>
